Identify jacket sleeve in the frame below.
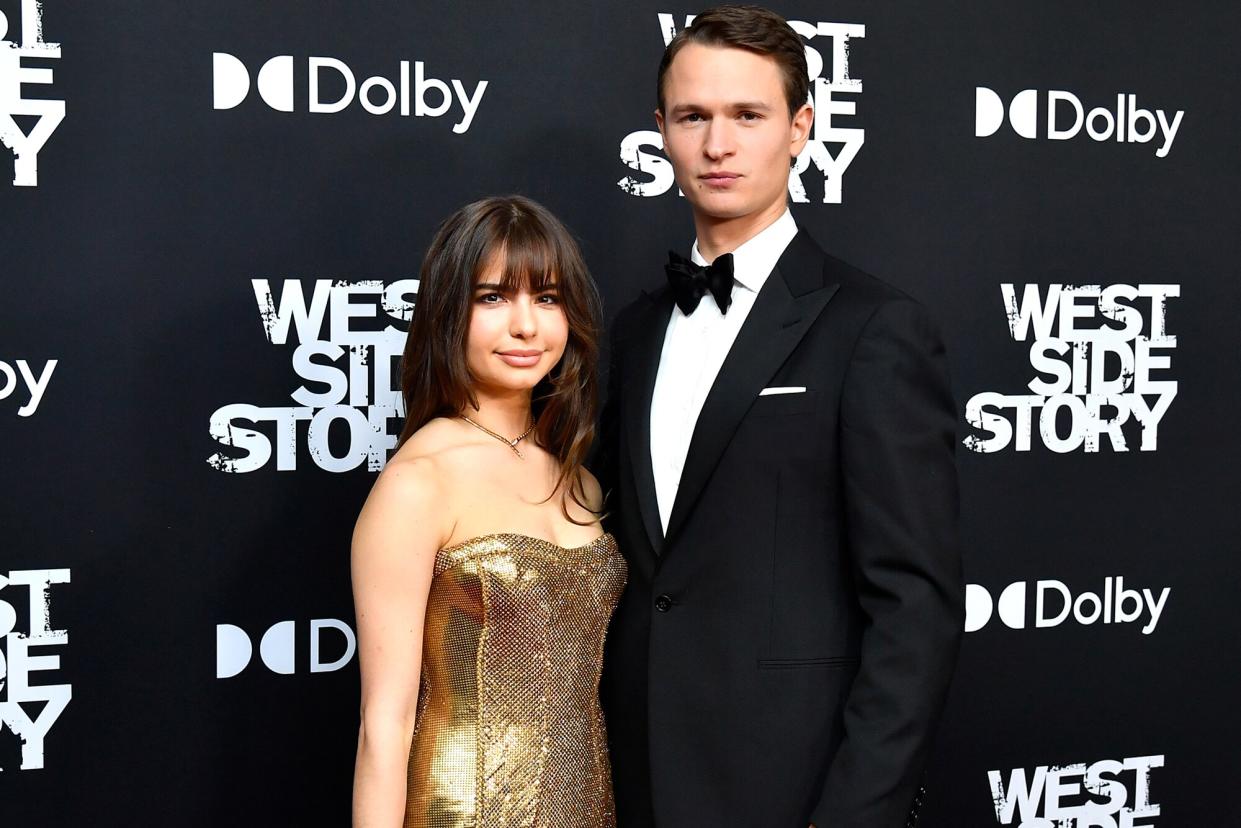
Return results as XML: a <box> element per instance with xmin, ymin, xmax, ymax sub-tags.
<box><xmin>810</xmin><ymin>297</ymin><xmax>965</xmax><ymax>828</ymax></box>
<box><xmin>592</xmin><ymin>305</ymin><xmax>626</xmax><ymax>511</ymax></box>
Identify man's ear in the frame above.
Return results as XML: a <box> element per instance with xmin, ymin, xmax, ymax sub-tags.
<box><xmin>789</xmin><ymin>102</ymin><xmax>814</xmax><ymax>156</ymax></box>
<box><xmin>654</xmin><ymin>108</ymin><xmax>666</xmax><ymax>142</ymax></box>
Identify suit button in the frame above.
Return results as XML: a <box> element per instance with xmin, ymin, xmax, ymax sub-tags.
<box><xmin>654</xmin><ymin>594</ymin><xmax>673</xmax><ymax>612</ymax></box>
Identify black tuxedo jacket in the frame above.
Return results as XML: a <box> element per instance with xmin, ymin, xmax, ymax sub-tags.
<box><xmin>597</xmin><ymin>228</ymin><xmax>965</xmax><ymax>828</ymax></box>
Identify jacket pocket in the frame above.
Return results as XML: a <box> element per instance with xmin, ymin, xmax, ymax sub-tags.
<box><xmin>748</xmin><ymin>388</ymin><xmax>819</xmax><ymax>417</ymax></box>
<box><xmin>756</xmin><ymin>656</ymin><xmax>860</xmax><ymax>670</ymax></box>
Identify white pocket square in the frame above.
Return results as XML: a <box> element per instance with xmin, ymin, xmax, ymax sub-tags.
<box><xmin>758</xmin><ymin>386</ymin><xmax>807</xmax><ymax>396</ymax></box>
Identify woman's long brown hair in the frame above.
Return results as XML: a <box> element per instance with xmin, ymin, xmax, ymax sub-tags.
<box><xmin>397</xmin><ymin>196</ymin><xmax>603</xmax><ymax>522</ymax></box>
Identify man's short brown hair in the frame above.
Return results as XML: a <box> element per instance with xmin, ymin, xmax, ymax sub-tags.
<box><xmin>657</xmin><ymin>5</ymin><xmax>810</xmax><ymax>119</ymax></box>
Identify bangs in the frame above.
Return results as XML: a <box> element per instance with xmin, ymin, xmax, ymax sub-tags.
<box><xmin>479</xmin><ymin>225</ymin><xmax>561</xmax><ymax>293</ymax></box>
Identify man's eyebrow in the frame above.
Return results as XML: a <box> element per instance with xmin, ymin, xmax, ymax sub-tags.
<box><xmin>668</xmin><ymin>103</ymin><xmax>705</xmax><ymax>116</ymax></box>
<box><xmin>668</xmin><ymin>101</ymin><xmax>774</xmax><ymax>115</ymax></box>
<box><xmin>730</xmin><ymin>101</ymin><xmax>773</xmax><ymax>112</ymax></box>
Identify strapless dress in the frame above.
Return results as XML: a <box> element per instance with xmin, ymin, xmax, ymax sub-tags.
<box><xmin>404</xmin><ymin>532</ymin><xmax>626</xmax><ymax>828</ymax></box>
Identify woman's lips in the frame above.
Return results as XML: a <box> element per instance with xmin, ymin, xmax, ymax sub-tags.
<box><xmin>497</xmin><ymin>350</ymin><xmax>542</xmax><ymax>367</ymax></box>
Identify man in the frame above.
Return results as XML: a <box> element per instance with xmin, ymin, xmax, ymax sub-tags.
<box><xmin>599</xmin><ymin>6</ymin><xmax>965</xmax><ymax>827</ymax></box>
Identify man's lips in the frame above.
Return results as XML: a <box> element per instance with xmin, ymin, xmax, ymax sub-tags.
<box><xmin>699</xmin><ymin>171</ymin><xmax>741</xmax><ymax>186</ymax></box>
<box><xmin>496</xmin><ymin>349</ymin><xmax>542</xmax><ymax>367</ymax></box>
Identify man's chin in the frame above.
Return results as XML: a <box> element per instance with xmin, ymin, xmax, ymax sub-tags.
<box><xmin>685</xmin><ymin>194</ymin><xmax>755</xmax><ymax>222</ymax></box>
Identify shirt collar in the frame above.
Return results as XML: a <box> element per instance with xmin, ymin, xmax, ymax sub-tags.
<box><xmin>690</xmin><ymin>208</ymin><xmax>797</xmax><ymax>293</ymax></box>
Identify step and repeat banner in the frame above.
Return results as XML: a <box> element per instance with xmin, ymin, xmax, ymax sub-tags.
<box><xmin>3</xmin><ymin>1</ymin><xmax>1238</xmax><ymax>825</ymax></box>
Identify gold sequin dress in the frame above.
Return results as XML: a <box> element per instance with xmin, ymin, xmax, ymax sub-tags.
<box><xmin>404</xmin><ymin>532</ymin><xmax>626</xmax><ymax>828</ymax></box>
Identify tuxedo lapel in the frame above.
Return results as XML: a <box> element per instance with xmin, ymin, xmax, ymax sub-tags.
<box><xmin>623</xmin><ymin>287</ymin><xmax>675</xmax><ymax>556</ymax></box>
<box><xmin>663</xmin><ymin>230</ymin><xmax>839</xmax><ymax>547</ymax></box>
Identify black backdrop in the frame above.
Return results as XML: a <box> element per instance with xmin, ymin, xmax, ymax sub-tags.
<box><xmin>3</xmin><ymin>2</ymin><xmax>1239</xmax><ymax>825</ymax></box>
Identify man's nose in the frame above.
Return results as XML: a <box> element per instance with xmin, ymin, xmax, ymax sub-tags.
<box><xmin>703</xmin><ymin>119</ymin><xmax>735</xmax><ymax>160</ymax></box>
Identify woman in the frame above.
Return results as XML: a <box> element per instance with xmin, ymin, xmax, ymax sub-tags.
<box><xmin>351</xmin><ymin>196</ymin><xmax>625</xmax><ymax>828</ymax></box>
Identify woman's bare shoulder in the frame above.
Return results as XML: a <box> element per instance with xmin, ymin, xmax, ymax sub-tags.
<box><xmin>371</xmin><ymin>417</ymin><xmax>493</xmax><ymax>506</ymax></box>
<box><xmin>576</xmin><ymin>466</ymin><xmax>605</xmax><ymax>514</ymax></box>
<box><xmin>397</xmin><ymin>417</ymin><xmax>495</xmax><ymax>470</ymax></box>
<box><xmin>356</xmin><ymin>420</ymin><xmax>466</xmax><ymax>533</ymax></box>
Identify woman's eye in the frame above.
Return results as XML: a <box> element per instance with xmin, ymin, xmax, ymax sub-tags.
<box><xmin>537</xmin><ymin>293</ymin><xmax>560</xmax><ymax>305</ymax></box>
<box><xmin>477</xmin><ymin>292</ymin><xmax>503</xmax><ymax>304</ymax></box>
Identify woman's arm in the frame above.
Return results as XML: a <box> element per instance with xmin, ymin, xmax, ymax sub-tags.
<box><xmin>351</xmin><ymin>457</ymin><xmax>445</xmax><ymax>828</ymax></box>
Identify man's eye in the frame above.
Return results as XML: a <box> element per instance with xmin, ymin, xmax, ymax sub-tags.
<box><xmin>739</xmin><ymin>111</ymin><xmax>761</xmax><ymax>121</ymax></box>
<box><xmin>682</xmin><ymin>113</ymin><xmax>704</xmax><ymax>123</ymax></box>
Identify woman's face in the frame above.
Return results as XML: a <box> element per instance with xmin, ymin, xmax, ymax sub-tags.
<box><xmin>465</xmin><ymin>250</ymin><xmax>568</xmax><ymax>398</ymax></box>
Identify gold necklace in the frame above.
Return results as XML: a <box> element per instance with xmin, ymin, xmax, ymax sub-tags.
<box><xmin>459</xmin><ymin>414</ymin><xmax>537</xmax><ymax>458</ymax></box>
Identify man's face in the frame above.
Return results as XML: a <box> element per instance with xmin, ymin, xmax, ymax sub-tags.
<box><xmin>657</xmin><ymin>43</ymin><xmax>812</xmax><ymax>225</ymax></box>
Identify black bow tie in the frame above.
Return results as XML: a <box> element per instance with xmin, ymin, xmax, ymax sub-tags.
<box><xmin>664</xmin><ymin>250</ymin><xmax>735</xmax><ymax>316</ymax></box>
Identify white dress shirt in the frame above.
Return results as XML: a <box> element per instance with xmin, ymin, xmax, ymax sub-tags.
<box><xmin>649</xmin><ymin>209</ymin><xmax>798</xmax><ymax>532</ymax></box>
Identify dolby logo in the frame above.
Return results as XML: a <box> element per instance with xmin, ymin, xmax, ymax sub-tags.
<box><xmin>965</xmin><ymin>576</ymin><xmax>1170</xmax><ymax>635</ymax></box>
<box><xmin>215</xmin><ymin>618</ymin><xmax>357</xmax><ymax>678</ymax></box>
<box><xmin>211</xmin><ymin>53</ymin><xmax>488</xmax><ymax>133</ymax></box>
<box><xmin>974</xmin><ymin>87</ymin><xmax>1184</xmax><ymax>158</ymax></box>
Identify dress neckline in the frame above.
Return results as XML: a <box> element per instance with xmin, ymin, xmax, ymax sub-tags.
<box><xmin>439</xmin><ymin>531</ymin><xmax>613</xmax><ymax>555</ymax></box>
